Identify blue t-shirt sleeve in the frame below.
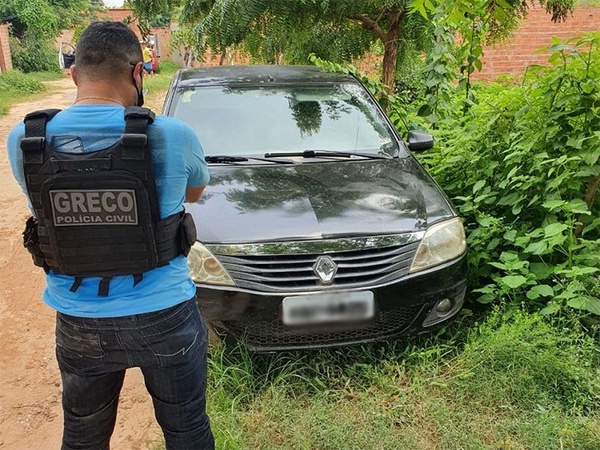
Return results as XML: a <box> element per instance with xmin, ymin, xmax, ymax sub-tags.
<box><xmin>183</xmin><ymin>124</ymin><xmax>210</xmax><ymax>187</ymax></box>
<box><xmin>6</xmin><ymin>122</ymin><xmax>27</xmax><ymax>195</ymax></box>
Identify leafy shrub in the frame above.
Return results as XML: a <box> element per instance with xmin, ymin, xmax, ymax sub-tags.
<box><xmin>10</xmin><ymin>36</ymin><xmax>60</xmax><ymax>73</ymax></box>
<box><xmin>417</xmin><ymin>33</ymin><xmax>600</xmax><ymax>317</ymax></box>
<box><xmin>394</xmin><ymin>44</ymin><xmax>428</xmax><ymax>104</ymax></box>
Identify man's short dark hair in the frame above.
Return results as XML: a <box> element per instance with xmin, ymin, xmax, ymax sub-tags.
<box><xmin>75</xmin><ymin>21</ymin><xmax>142</xmax><ymax>80</ymax></box>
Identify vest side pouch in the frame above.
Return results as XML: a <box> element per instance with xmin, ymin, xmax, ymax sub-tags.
<box><xmin>22</xmin><ymin>216</ymin><xmax>47</xmax><ymax>270</ymax></box>
<box><xmin>180</xmin><ymin>212</ymin><xmax>197</xmax><ymax>256</ymax></box>
<box><xmin>40</xmin><ymin>170</ymin><xmax>158</xmax><ymax>277</ymax></box>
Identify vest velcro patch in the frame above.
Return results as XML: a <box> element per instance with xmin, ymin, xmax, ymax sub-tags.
<box><xmin>49</xmin><ymin>189</ymin><xmax>139</xmax><ymax>226</ymax></box>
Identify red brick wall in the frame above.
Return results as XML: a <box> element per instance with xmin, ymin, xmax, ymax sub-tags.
<box><xmin>474</xmin><ymin>4</ymin><xmax>600</xmax><ymax>80</ymax></box>
<box><xmin>103</xmin><ymin>8</ymin><xmax>134</xmax><ymax>24</ymax></box>
<box><xmin>0</xmin><ymin>24</ymin><xmax>13</xmax><ymax>73</ymax></box>
<box><xmin>151</xmin><ymin>27</ymin><xmax>171</xmax><ymax>59</ymax></box>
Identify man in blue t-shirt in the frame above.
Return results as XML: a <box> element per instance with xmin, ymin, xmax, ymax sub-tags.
<box><xmin>6</xmin><ymin>22</ymin><xmax>214</xmax><ymax>450</ymax></box>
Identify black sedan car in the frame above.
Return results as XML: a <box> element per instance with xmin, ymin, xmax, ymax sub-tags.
<box><xmin>163</xmin><ymin>65</ymin><xmax>467</xmax><ymax>351</ymax></box>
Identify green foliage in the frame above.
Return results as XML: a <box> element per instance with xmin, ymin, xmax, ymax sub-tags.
<box><xmin>2</xmin><ymin>0</ymin><xmax>97</xmax><ymax>73</ymax></box>
<box><xmin>125</xmin><ymin>0</ymin><xmax>178</xmax><ymax>38</ymax></box>
<box><xmin>312</xmin><ymin>31</ymin><xmax>599</xmax><ymax>319</ymax></box>
<box><xmin>9</xmin><ymin>36</ymin><xmax>60</xmax><ymax>73</ymax></box>
<box><xmin>1</xmin><ymin>0</ymin><xmax>60</xmax><ymax>39</ymax></box>
<box><xmin>446</xmin><ymin>310</ymin><xmax>600</xmax><ymax>414</ymax></box>
<box><xmin>393</xmin><ymin>42</ymin><xmax>428</xmax><ymax>104</ymax></box>
<box><xmin>413</xmin><ymin>33</ymin><xmax>600</xmax><ymax>317</ymax></box>
<box><xmin>143</xmin><ymin>61</ymin><xmax>180</xmax><ymax>91</ymax></box>
<box><xmin>166</xmin><ymin>0</ymin><xmax>434</xmax><ymax>90</ymax></box>
<box><xmin>410</xmin><ymin>0</ymin><xmax>576</xmax><ymax>122</ymax></box>
<box><xmin>1</xmin><ymin>0</ymin><xmax>94</xmax><ymax>39</ymax></box>
<box><xmin>51</xmin><ymin>0</ymin><xmax>97</xmax><ymax>32</ymax></box>
<box><xmin>309</xmin><ymin>54</ymin><xmax>412</xmax><ymax>132</ymax></box>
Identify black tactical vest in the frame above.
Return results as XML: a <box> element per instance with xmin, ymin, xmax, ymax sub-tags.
<box><xmin>20</xmin><ymin>107</ymin><xmax>197</xmax><ymax>296</ymax></box>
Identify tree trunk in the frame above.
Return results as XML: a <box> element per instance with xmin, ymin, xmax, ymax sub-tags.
<box><xmin>382</xmin><ymin>37</ymin><xmax>398</xmax><ymax>94</ymax></box>
<box><xmin>381</xmin><ymin>8</ymin><xmax>402</xmax><ymax>95</ymax></box>
<box><xmin>350</xmin><ymin>8</ymin><xmax>403</xmax><ymax>95</ymax></box>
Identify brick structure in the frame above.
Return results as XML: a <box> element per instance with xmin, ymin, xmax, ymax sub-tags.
<box><xmin>473</xmin><ymin>4</ymin><xmax>600</xmax><ymax>80</ymax></box>
<box><xmin>0</xmin><ymin>24</ymin><xmax>13</xmax><ymax>73</ymax></box>
<box><xmin>56</xmin><ymin>9</ymin><xmax>172</xmax><ymax>63</ymax></box>
<box><xmin>101</xmin><ymin>9</ymin><xmax>172</xmax><ymax>61</ymax></box>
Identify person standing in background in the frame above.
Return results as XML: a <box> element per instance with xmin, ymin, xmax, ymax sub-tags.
<box><xmin>142</xmin><ymin>41</ymin><xmax>153</xmax><ymax>76</ymax></box>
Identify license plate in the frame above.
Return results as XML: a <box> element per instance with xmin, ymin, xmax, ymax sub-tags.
<box><xmin>282</xmin><ymin>291</ymin><xmax>375</xmax><ymax>326</ymax></box>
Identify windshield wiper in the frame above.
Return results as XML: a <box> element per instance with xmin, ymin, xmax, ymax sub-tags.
<box><xmin>205</xmin><ymin>155</ymin><xmax>248</xmax><ymax>163</ymax></box>
<box><xmin>263</xmin><ymin>150</ymin><xmax>391</xmax><ymax>160</ymax></box>
<box><xmin>205</xmin><ymin>155</ymin><xmax>294</xmax><ymax>164</ymax></box>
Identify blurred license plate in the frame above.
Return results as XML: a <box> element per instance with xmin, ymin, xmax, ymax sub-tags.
<box><xmin>282</xmin><ymin>291</ymin><xmax>374</xmax><ymax>326</ymax></box>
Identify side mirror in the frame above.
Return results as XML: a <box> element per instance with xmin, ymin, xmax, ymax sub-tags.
<box><xmin>407</xmin><ymin>130</ymin><xmax>434</xmax><ymax>151</ymax></box>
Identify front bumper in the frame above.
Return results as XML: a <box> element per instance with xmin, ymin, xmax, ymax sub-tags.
<box><xmin>196</xmin><ymin>255</ymin><xmax>467</xmax><ymax>352</ymax></box>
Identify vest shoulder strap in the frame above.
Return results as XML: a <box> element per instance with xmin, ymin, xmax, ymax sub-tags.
<box><xmin>123</xmin><ymin>106</ymin><xmax>155</xmax><ymax>134</ymax></box>
<box><xmin>21</xmin><ymin>109</ymin><xmax>62</xmax><ymax>156</ymax></box>
<box><xmin>24</xmin><ymin>109</ymin><xmax>62</xmax><ymax>137</ymax></box>
<box><xmin>121</xmin><ymin>107</ymin><xmax>155</xmax><ymax>160</ymax></box>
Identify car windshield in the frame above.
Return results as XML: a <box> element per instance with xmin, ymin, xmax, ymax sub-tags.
<box><xmin>170</xmin><ymin>83</ymin><xmax>399</xmax><ymax>157</ymax></box>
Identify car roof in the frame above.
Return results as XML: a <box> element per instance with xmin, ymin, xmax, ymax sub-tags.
<box><xmin>174</xmin><ymin>65</ymin><xmax>358</xmax><ymax>87</ymax></box>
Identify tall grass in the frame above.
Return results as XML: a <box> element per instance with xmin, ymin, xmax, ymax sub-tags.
<box><xmin>142</xmin><ymin>61</ymin><xmax>182</xmax><ymax>112</ymax></box>
<box><xmin>0</xmin><ymin>70</ymin><xmax>61</xmax><ymax>115</ymax></box>
<box><xmin>151</xmin><ymin>310</ymin><xmax>600</xmax><ymax>450</ymax></box>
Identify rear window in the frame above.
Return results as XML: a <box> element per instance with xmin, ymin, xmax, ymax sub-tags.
<box><xmin>170</xmin><ymin>83</ymin><xmax>398</xmax><ymax>157</ymax></box>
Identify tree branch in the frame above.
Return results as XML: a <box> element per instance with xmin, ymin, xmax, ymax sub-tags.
<box><xmin>349</xmin><ymin>14</ymin><xmax>386</xmax><ymax>42</ymax></box>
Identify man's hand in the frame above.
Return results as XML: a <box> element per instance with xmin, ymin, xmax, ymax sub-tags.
<box><xmin>185</xmin><ymin>186</ymin><xmax>205</xmax><ymax>203</ymax></box>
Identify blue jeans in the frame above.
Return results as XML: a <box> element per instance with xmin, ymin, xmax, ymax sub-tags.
<box><xmin>55</xmin><ymin>298</ymin><xmax>214</xmax><ymax>450</ymax></box>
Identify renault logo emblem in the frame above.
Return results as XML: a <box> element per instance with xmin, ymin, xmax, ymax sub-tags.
<box><xmin>313</xmin><ymin>256</ymin><xmax>338</xmax><ymax>284</ymax></box>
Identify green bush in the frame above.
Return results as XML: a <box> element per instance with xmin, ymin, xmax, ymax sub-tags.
<box><xmin>414</xmin><ymin>33</ymin><xmax>600</xmax><ymax>318</ymax></box>
<box><xmin>10</xmin><ymin>36</ymin><xmax>60</xmax><ymax>73</ymax></box>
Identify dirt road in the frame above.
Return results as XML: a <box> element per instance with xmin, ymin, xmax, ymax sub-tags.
<box><xmin>0</xmin><ymin>76</ymin><xmax>162</xmax><ymax>450</ymax></box>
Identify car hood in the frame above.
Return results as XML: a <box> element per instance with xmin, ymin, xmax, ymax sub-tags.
<box><xmin>185</xmin><ymin>158</ymin><xmax>455</xmax><ymax>244</ymax></box>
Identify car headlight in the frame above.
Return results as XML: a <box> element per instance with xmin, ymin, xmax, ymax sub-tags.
<box><xmin>188</xmin><ymin>242</ymin><xmax>235</xmax><ymax>286</ymax></box>
<box><xmin>409</xmin><ymin>217</ymin><xmax>466</xmax><ymax>273</ymax></box>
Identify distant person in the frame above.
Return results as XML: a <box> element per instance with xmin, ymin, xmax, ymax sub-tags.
<box><xmin>142</xmin><ymin>41</ymin><xmax>153</xmax><ymax>76</ymax></box>
<box><xmin>6</xmin><ymin>21</ymin><xmax>214</xmax><ymax>450</ymax></box>
<box><xmin>150</xmin><ymin>44</ymin><xmax>159</xmax><ymax>74</ymax></box>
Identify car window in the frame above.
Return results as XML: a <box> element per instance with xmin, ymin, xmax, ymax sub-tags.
<box><xmin>171</xmin><ymin>83</ymin><xmax>398</xmax><ymax>157</ymax></box>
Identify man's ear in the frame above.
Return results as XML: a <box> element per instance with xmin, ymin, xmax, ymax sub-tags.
<box><xmin>134</xmin><ymin>62</ymin><xmax>144</xmax><ymax>79</ymax></box>
<box><xmin>70</xmin><ymin>65</ymin><xmax>78</xmax><ymax>85</ymax></box>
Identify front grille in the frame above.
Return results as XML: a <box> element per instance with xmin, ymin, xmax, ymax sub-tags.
<box><xmin>211</xmin><ymin>238</ymin><xmax>420</xmax><ymax>293</ymax></box>
<box><xmin>223</xmin><ymin>304</ymin><xmax>423</xmax><ymax>350</ymax></box>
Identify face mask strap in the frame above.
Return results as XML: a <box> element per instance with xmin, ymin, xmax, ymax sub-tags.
<box><xmin>130</xmin><ymin>62</ymin><xmax>145</xmax><ymax>107</ymax></box>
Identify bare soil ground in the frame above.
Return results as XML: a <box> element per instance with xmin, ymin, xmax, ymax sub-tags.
<box><xmin>0</xmin><ymin>75</ymin><xmax>162</xmax><ymax>450</ymax></box>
